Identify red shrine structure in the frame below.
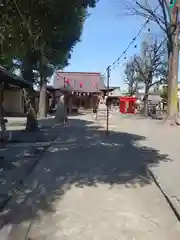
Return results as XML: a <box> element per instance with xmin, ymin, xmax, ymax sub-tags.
<box><xmin>119</xmin><ymin>96</ymin><xmax>137</xmax><ymax>114</ymax></box>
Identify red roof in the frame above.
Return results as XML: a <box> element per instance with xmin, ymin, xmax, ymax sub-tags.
<box><xmin>53</xmin><ymin>71</ymin><xmax>106</xmax><ymax>93</ymax></box>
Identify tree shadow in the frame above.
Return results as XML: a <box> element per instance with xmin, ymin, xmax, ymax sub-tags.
<box><xmin>0</xmin><ymin>118</ymin><xmax>95</xmax><ymax>208</ymax></box>
<box><xmin>6</xmin><ymin>117</ymin><xmax>67</xmax><ymax>143</ymax></box>
<box><xmin>0</xmin><ymin>117</ymin><xmax>170</xmax><ymax>231</ymax></box>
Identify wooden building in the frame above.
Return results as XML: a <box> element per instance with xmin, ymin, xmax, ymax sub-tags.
<box><xmin>0</xmin><ymin>66</ymin><xmax>31</xmax><ymax>117</ymax></box>
<box><xmin>52</xmin><ymin>71</ymin><xmax>107</xmax><ymax>113</ymax></box>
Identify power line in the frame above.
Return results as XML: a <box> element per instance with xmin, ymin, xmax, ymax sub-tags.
<box><xmin>110</xmin><ymin>20</ymin><xmax>150</xmax><ymax>69</ymax></box>
<box><xmin>108</xmin><ymin>3</ymin><xmax>161</xmax><ymax>71</ymax></box>
<box><xmin>104</xmin><ymin>3</ymin><xmax>161</xmax><ymax>135</ymax></box>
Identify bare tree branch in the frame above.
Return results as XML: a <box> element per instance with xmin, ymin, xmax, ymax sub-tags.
<box><xmin>124</xmin><ymin>0</ymin><xmax>173</xmax><ymax>44</ymax></box>
<box><xmin>124</xmin><ymin>56</ymin><xmax>141</xmax><ymax>96</ymax></box>
<box><xmin>131</xmin><ymin>36</ymin><xmax>167</xmax><ymax>114</ymax></box>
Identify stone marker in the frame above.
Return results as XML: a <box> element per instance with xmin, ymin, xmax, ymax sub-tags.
<box><xmin>55</xmin><ymin>95</ymin><xmax>67</xmax><ymax>123</ymax></box>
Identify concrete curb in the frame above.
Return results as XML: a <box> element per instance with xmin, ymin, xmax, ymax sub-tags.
<box><xmin>149</xmin><ymin>169</ymin><xmax>180</xmax><ymax>222</ymax></box>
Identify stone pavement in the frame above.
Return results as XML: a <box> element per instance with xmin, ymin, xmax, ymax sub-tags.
<box><xmin>0</xmin><ymin>141</ymin><xmax>53</xmax><ymax>210</ymax></box>
<box><xmin>0</xmin><ymin>114</ymin><xmax>180</xmax><ymax>239</ymax></box>
<box><xmin>0</xmin><ymin>117</ymin><xmax>65</xmax><ymax>215</ymax></box>
<box><xmin>95</xmin><ymin>113</ymin><xmax>180</xmax><ymax>218</ymax></box>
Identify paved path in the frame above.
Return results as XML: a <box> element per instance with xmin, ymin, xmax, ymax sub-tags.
<box><xmin>1</xmin><ymin>114</ymin><xmax>180</xmax><ymax>239</ymax></box>
<box><xmin>99</xmin><ymin>114</ymin><xmax>180</xmax><ymax>218</ymax></box>
<box><xmin>0</xmin><ymin>117</ymin><xmax>63</xmax><ymax>209</ymax></box>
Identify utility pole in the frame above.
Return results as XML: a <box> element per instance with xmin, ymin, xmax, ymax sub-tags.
<box><xmin>63</xmin><ymin>77</ymin><xmax>67</xmax><ymax>124</ymax></box>
<box><xmin>95</xmin><ymin>84</ymin><xmax>98</xmax><ymax>120</ymax></box>
<box><xmin>106</xmin><ymin>66</ymin><xmax>110</xmax><ymax>136</ymax></box>
<box><xmin>168</xmin><ymin>0</ymin><xmax>179</xmax><ymax>120</ymax></box>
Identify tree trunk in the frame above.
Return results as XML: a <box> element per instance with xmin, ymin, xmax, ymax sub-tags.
<box><xmin>25</xmin><ymin>95</ymin><xmax>38</xmax><ymax>132</ymax></box>
<box><xmin>167</xmin><ymin>51</ymin><xmax>175</xmax><ymax>117</ymax></box>
<box><xmin>38</xmin><ymin>79</ymin><xmax>47</xmax><ymax>118</ymax></box>
<box><xmin>38</xmin><ymin>52</ymin><xmax>48</xmax><ymax>118</ymax></box>
<box><xmin>22</xmin><ymin>89</ymin><xmax>38</xmax><ymax>132</ymax></box>
<box><xmin>167</xmin><ymin>11</ymin><xmax>179</xmax><ymax>122</ymax></box>
<box><xmin>143</xmin><ymin>94</ymin><xmax>148</xmax><ymax>117</ymax></box>
<box><xmin>0</xmin><ymin>84</ymin><xmax>6</xmax><ymax>146</ymax></box>
<box><xmin>22</xmin><ymin>53</ymin><xmax>38</xmax><ymax>131</ymax></box>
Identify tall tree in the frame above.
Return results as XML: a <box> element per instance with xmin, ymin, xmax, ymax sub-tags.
<box><xmin>0</xmin><ymin>0</ymin><xmax>97</xmax><ymax>128</ymax></box>
<box><xmin>134</xmin><ymin>37</ymin><xmax>167</xmax><ymax>116</ymax></box>
<box><xmin>123</xmin><ymin>0</ymin><xmax>178</xmax><ymax>119</ymax></box>
<box><xmin>124</xmin><ymin>56</ymin><xmax>141</xmax><ymax>96</ymax></box>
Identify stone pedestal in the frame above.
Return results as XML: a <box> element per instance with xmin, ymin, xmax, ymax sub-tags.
<box><xmin>55</xmin><ymin>95</ymin><xmax>67</xmax><ymax>122</ymax></box>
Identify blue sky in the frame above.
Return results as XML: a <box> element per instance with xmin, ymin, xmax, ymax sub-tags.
<box><xmin>62</xmin><ymin>0</ymin><xmax>163</xmax><ymax>88</ymax></box>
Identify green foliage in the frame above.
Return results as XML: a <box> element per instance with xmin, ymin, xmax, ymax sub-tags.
<box><xmin>0</xmin><ymin>0</ymin><xmax>97</xmax><ymax>82</ymax></box>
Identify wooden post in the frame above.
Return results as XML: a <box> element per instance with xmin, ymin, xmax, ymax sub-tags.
<box><xmin>106</xmin><ymin>66</ymin><xmax>110</xmax><ymax>136</ymax></box>
<box><xmin>95</xmin><ymin>84</ymin><xmax>99</xmax><ymax>120</ymax></box>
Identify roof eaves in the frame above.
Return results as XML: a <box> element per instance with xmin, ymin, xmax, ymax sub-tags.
<box><xmin>0</xmin><ymin>66</ymin><xmax>32</xmax><ymax>88</ymax></box>
<box><xmin>56</xmin><ymin>71</ymin><xmax>101</xmax><ymax>75</ymax></box>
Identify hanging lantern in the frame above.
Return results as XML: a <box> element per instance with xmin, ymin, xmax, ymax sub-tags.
<box><xmin>80</xmin><ymin>82</ymin><xmax>83</xmax><ymax>88</ymax></box>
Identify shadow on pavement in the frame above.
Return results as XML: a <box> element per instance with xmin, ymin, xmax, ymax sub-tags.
<box><xmin>0</xmin><ymin>117</ymin><xmax>170</xmax><ymax>230</ymax></box>
<box><xmin>6</xmin><ymin>117</ymin><xmax>62</xmax><ymax>143</ymax></box>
